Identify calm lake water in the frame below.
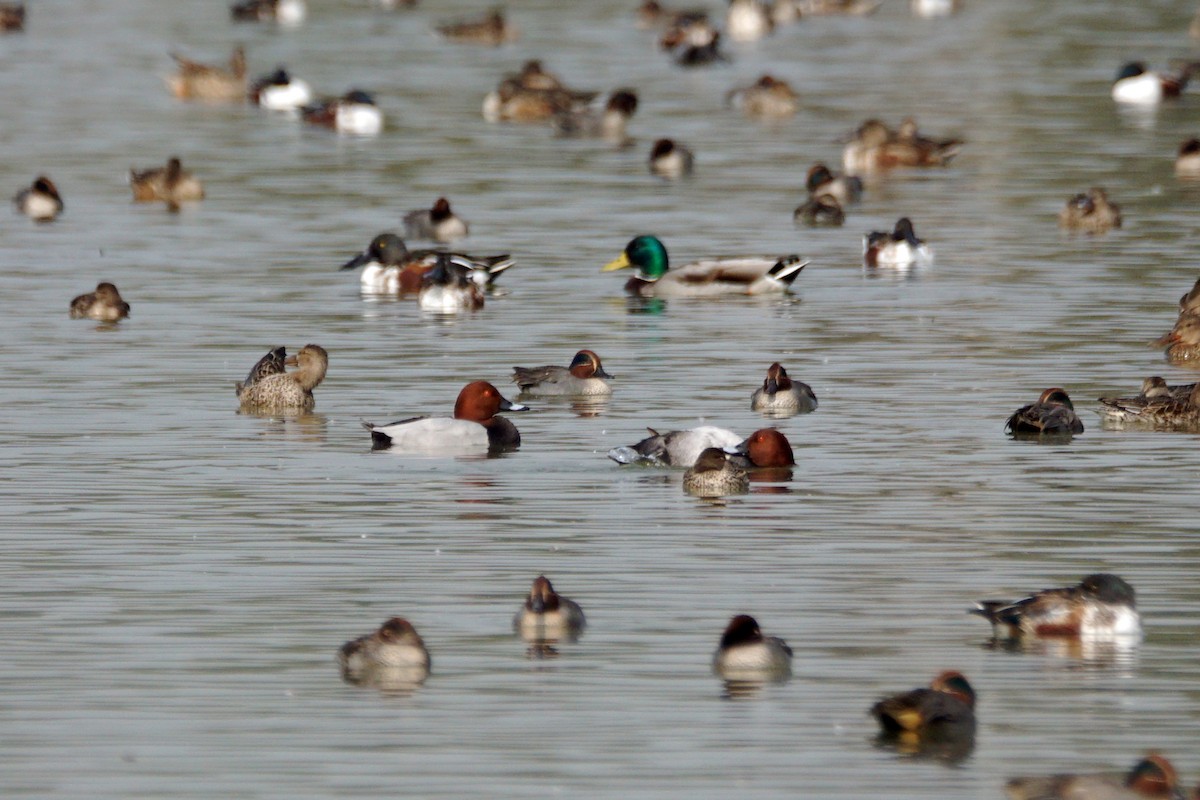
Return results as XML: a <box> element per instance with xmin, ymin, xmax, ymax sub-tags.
<box><xmin>4</xmin><ymin>0</ymin><xmax>1200</xmax><ymax>797</ymax></box>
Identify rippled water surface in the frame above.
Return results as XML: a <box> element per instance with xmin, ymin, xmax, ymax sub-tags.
<box><xmin>4</xmin><ymin>0</ymin><xmax>1200</xmax><ymax>797</ymax></box>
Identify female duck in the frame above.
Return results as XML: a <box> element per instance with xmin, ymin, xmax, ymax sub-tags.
<box><xmin>513</xmin><ymin>576</ymin><xmax>587</xmax><ymax>641</ymax></box>
<box><xmin>403</xmin><ymin>197</ymin><xmax>469</xmax><ymax>243</ymax></box>
<box><xmin>338</xmin><ymin>617</ymin><xmax>430</xmax><ymax>682</ymax></box>
<box><xmin>1058</xmin><ymin>187</ymin><xmax>1121</xmax><ymax>233</ymax></box>
<box><xmin>1157</xmin><ymin>313</ymin><xmax>1200</xmax><ymax>365</ymax></box>
<box><xmin>302</xmin><ymin>90</ymin><xmax>383</xmax><ymax>136</ymax></box>
<box><xmin>871</xmin><ymin>671</ymin><xmax>976</xmax><ymax>739</ymax></box>
<box><xmin>166</xmin><ymin>45</ymin><xmax>247</xmax><ymax>102</ymax></box>
<box><xmin>13</xmin><ymin>176</ymin><xmax>63</xmax><ymax>222</ymax></box>
<box><xmin>129</xmin><ymin>157</ymin><xmax>205</xmax><ymax>210</ymax></box>
<box><xmin>603</xmin><ymin>235</ymin><xmax>806</xmax><ymax>298</ymax></box>
<box><xmin>843</xmin><ymin>117</ymin><xmax>961</xmax><ymax>173</ymax></box>
<box><xmin>340</xmin><ymin>233</ymin><xmax>513</xmax><ymax>295</ymax></box>
<box><xmin>363</xmin><ymin>380</ymin><xmax>526</xmax><ymax>453</ymax></box>
<box><xmin>436</xmin><ymin>8</ymin><xmax>518</xmax><ymax>45</ymax></box>
<box><xmin>1006</xmin><ymin>754</ymin><xmax>1179</xmax><ymax>800</ymax></box>
<box><xmin>1098</xmin><ymin>382</ymin><xmax>1200</xmax><ymax>430</ymax></box>
<box><xmin>649</xmin><ymin>138</ymin><xmax>694</xmax><ymax>179</ymax></box>
<box><xmin>608</xmin><ymin>425</ymin><xmax>742</xmax><ymax>467</ymax></box>
<box><xmin>971</xmin><ymin>573</ymin><xmax>1141</xmax><ymax>640</ymax></box>
<box><xmin>712</xmin><ymin>615</ymin><xmax>792</xmax><ymax>679</ymax></box>
<box><xmin>236</xmin><ymin>343</ymin><xmax>328</xmax><ymax>412</ymax></box>
<box><xmin>793</xmin><ymin>193</ymin><xmax>844</xmax><ymax>227</ymax></box>
<box><xmin>726</xmin><ymin>75</ymin><xmax>798</xmax><ymax>118</ymax></box>
<box><xmin>751</xmin><ymin>363</ymin><xmax>817</xmax><ymax>414</ymax></box>
<box><xmin>1005</xmin><ymin>388</ymin><xmax>1084</xmax><ymax>437</ymax></box>
<box><xmin>684</xmin><ymin>448</ymin><xmax>749</xmax><ymax>497</ymax></box>
<box><xmin>511</xmin><ymin>350</ymin><xmax>613</xmax><ymax>396</ymax></box>
<box><xmin>248</xmin><ymin>67</ymin><xmax>313</xmax><ymax>110</ymax></box>
<box><xmin>863</xmin><ymin>217</ymin><xmax>932</xmax><ymax>267</ymax></box>
<box><xmin>70</xmin><ymin>282</ymin><xmax>130</xmax><ymax>322</ymax></box>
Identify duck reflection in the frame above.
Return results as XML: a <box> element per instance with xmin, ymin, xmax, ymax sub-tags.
<box><xmin>245</xmin><ymin>412</ymin><xmax>329</xmax><ymax>442</ymax></box>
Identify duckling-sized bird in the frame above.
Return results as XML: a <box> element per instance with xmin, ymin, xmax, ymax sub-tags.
<box><xmin>248</xmin><ymin>67</ymin><xmax>313</xmax><ymax>110</ymax></box>
<box><xmin>871</xmin><ymin>671</ymin><xmax>976</xmax><ymax>740</ymax></box>
<box><xmin>236</xmin><ymin>344</ymin><xmax>328</xmax><ymax>412</ymax></box>
<box><xmin>1111</xmin><ymin>61</ymin><xmax>1195</xmax><ymax>105</ymax></box>
<box><xmin>70</xmin><ymin>282</ymin><xmax>130</xmax><ymax>323</ymax></box>
<box><xmin>1006</xmin><ymin>753</ymin><xmax>1180</xmax><ymax>800</ymax></box>
<box><xmin>418</xmin><ymin>253</ymin><xmax>486</xmax><ymax>312</ymax></box>
<box><xmin>712</xmin><ymin>614</ymin><xmax>792</xmax><ymax>680</ymax></box>
<box><xmin>1005</xmin><ymin>388</ymin><xmax>1084</xmax><ymax>437</ymax></box>
<box><xmin>971</xmin><ymin>573</ymin><xmax>1141</xmax><ymax>640</ymax></box>
<box><xmin>684</xmin><ymin>447</ymin><xmax>749</xmax><ymax>496</ymax></box>
<box><xmin>129</xmin><ymin>156</ymin><xmax>205</xmax><ymax>211</ymax></box>
<box><xmin>302</xmin><ymin>90</ymin><xmax>383</xmax><ymax>136</ymax></box>
<box><xmin>863</xmin><ymin>218</ymin><xmax>932</xmax><ymax>267</ymax></box>
<box><xmin>166</xmin><ymin>45</ymin><xmax>247</xmax><ymax>102</ymax></box>
<box><xmin>13</xmin><ymin>176</ymin><xmax>63</xmax><ymax>222</ymax></box>
<box><xmin>794</xmin><ymin>193</ymin><xmax>844</xmax><ymax>226</ymax></box>
<box><xmin>513</xmin><ymin>576</ymin><xmax>586</xmax><ymax>642</ymax></box>
<box><xmin>1098</xmin><ymin>381</ymin><xmax>1200</xmax><ymax>430</ymax></box>
<box><xmin>436</xmin><ymin>7</ymin><xmax>518</xmax><ymax>45</ymax></box>
<box><xmin>338</xmin><ymin>617</ymin><xmax>430</xmax><ymax>685</ymax></box>
<box><xmin>363</xmin><ymin>381</ymin><xmax>526</xmax><ymax>452</ymax></box>
<box><xmin>0</xmin><ymin>2</ymin><xmax>25</xmax><ymax>31</ymax></box>
<box><xmin>403</xmin><ymin>197</ymin><xmax>469</xmax><ymax>243</ymax></box>
<box><xmin>751</xmin><ymin>363</ymin><xmax>817</xmax><ymax>414</ymax></box>
<box><xmin>340</xmin><ymin>233</ymin><xmax>513</xmax><ymax>295</ymax></box>
<box><xmin>649</xmin><ymin>138</ymin><xmax>695</xmax><ymax>178</ymax></box>
<box><xmin>1059</xmin><ymin>187</ymin><xmax>1122</xmax><ymax>233</ymax></box>
<box><xmin>512</xmin><ymin>350</ymin><xmax>613</xmax><ymax>396</ymax></box>
<box><xmin>726</xmin><ymin>74</ymin><xmax>798</xmax><ymax>118</ymax></box>
<box><xmin>1176</xmin><ymin>138</ymin><xmax>1200</xmax><ymax>178</ymax></box>
<box><xmin>230</xmin><ymin>0</ymin><xmax>306</xmax><ymax>24</ymax></box>
<box><xmin>603</xmin><ymin>235</ymin><xmax>806</xmax><ymax>298</ymax></box>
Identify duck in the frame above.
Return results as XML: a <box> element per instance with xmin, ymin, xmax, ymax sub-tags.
<box><xmin>1098</xmin><ymin>381</ymin><xmax>1200</xmax><ymax>430</ymax></box>
<box><xmin>863</xmin><ymin>218</ymin><xmax>933</xmax><ymax>267</ymax></box>
<box><xmin>726</xmin><ymin>74</ymin><xmax>797</xmax><ymax>118</ymax></box>
<box><xmin>402</xmin><ymin>197</ymin><xmax>469</xmax><ymax>243</ymax></box>
<box><xmin>648</xmin><ymin>138</ymin><xmax>694</xmax><ymax>179</ymax></box>
<box><xmin>725</xmin><ymin>0</ymin><xmax>773</xmax><ymax>42</ymax></box>
<box><xmin>363</xmin><ymin>381</ymin><xmax>526</xmax><ymax>453</ymax></box>
<box><xmin>235</xmin><ymin>343</ymin><xmax>328</xmax><ymax>412</ymax></box>
<box><xmin>684</xmin><ymin>448</ymin><xmax>749</xmax><ymax>497</ymax></box>
<box><xmin>971</xmin><ymin>573</ymin><xmax>1141</xmax><ymax>640</ymax></box>
<box><xmin>608</xmin><ymin>425</ymin><xmax>742</xmax><ymax>467</ymax></box>
<box><xmin>673</xmin><ymin>29</ymin><xmax>726</xmax><ymax>67</ymax></box>
<box><xmin>910</xmin><ymin>0</ymin><xmax>962</xmax><ymax>17</ymax></box>
<box><xmin>712</xmin><ymin>615</ymin><xmax>792</xmax><ymax>679</ymax></box>
<box><xmin>418</xmin><ymin>253</ymin><xmax>486</xmax><ymax>312</ymax></box>
<box><xmin>129</xmin><ymin>157</ymin><xmax>205</xmax><ymax>210</ymax></box>
<box><xmin>237</xmin><ymin>346</ymin><xmax>287</xmax><ymax>392</ymax></box>
<box><xmin>871</xmin><ymin>671</ymin><xmax>976</xmax><ymax>740</ymax></box>
<box><xmin>804</xmin><ymin>162</ymin><xmax>863</xmax><ymax>205</ymax></box>
<box><xmin>301</xmin><ymin>90</ymin><xmax>383</xmax><ymax>136</ymax></box>
<box><xmin>842</xmin><ymin>117</ymin><xmax>961</xmax><ymax>173</ymax></box>
<box><xmin>1005</xmin><ymin>388</ymin><xmax>1085</xmax><ymax>437</ymax></box>
<box><xmin>1156</xmin><ymin>313</ymin><xmax>1200</xmax><ymax>365</ymax></box>
<box><xmin>338</xmin><ymin>617</ymin><xmax>430</xmax><ymax>685</ymax></box>
<box><xmin>0</xmin><ymin>3</ymin><xmax>24</xmax><ymax>31</ymax></box>
<box><xmin>1111</xmin><ymin>61</ymin><xmax>1194</xmax><ymax>105</ymax></box>
<box><xmin>482</xmin><ymin>81</ymin><xmax>597</xmax><ymax>123</ymax></box>
<box><xmin>513</xmin><ymin>576</ymin><xmax>586</xmax><ymax>641</ymax></box>
<box><xmin>248</xmin><ymin>67</ymin><xmax>313</xmax><ymax>110</ymax></box>
<box><xmin>603</xmin><ymin>235</ymin><xmax>806</xmax><ymax>298</ymax></box>
<box><xmin>165</xmin><ymin>45</ymin><xmax>247</xmax><ymax>102</ymax></box>
<box><xmin>1175</xmin><ymin>138</ymin><xmax>1200</xmax><ymax>177</ymax></box>
<box><xmin>552</xmin><ymin>89</ymin><xmax>639</xmax><ymax>144</ymax></box>
<box><xmin>230</xmin><ymin>0</ymin><xmax>306</xmax><ymax>24</ymax></box>
<box><xmin>13</xmin><ymin>176</ymin><xmax>63</xmax><ymax>222</ymax></box>
<box><xmin>636</xmin><ymin>0</ymin><xmax>708</xmax><ymax>30</ymax></box>
<box><xmin>340</xmin><ymin>233</ymin><xmax>514</xmax><ymax>295</ymax></box>
<box><xmin>794</xmin><ymin>193</ymin><xmax>844</xmax><ymax>226</ymax></box>
<box><xmin>1006</xmin><ymin>754</ymin><xmax>1180</xmax><ymax>800</ymax></box>
<box><xmin>750</xmin><ymin>363</ymin><xmax>817</xmax><ymax>415</ymax></box>
<box><xmin>1058</xmin><ymin>187</ymin><xmax>1122</xmax><ymax>234</ymax></box>
<box><xmin>435</xmin><ymin>8</ymin><xmax>518</xmax><ymax>45</ymax></box>
<box><xmin>512</xmin><ymin>350</ymin><xmax>613</xmax><ymax>396</ymax></box>
<box><xmin>69</xmin><ymin>282</ymin><xmax>130</xmax><ymax>323</ymax></box>
<box><xmin>726</xmin><ymin>429</ymin><xmax>796</xmax><ymax>474</ymax></box>
<box><xmin>794</xmin><ymin>0</ymin><xmax>881</xmax><ymax>15</ymax></box>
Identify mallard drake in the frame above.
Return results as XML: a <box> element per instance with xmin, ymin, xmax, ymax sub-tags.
<box><xmin>1059</xmin><ymin>187</ymin><xmax>1122</xmax><ymax>233</ymax></box>
<box><xmin>129</xmin><ymin>156</ymin><xmax>204</xmax><ymax>210</ymax></box>
<box><xmin>972</xmin><ymin>573</ymin><xmax>1141</xmax><ymax>640</ymax></box>
<box><xmin>604</xmin><ymin>235</ymin><xmax>805</xmax><ymax>297</ymax></box>
<box><xmin>13</xmin><ymin>176</ymin><xmax>63</xmax><ymax>222</ymax></box>
<box><xmin>402</xmin><ymin>197</ymin><xmax>468</xmax><ymax>243</ymax></box>
<box><xmin>69</xmin><ymin>282</ymin><xmax>130</xmax><ymax>323</ymax></box>
<box><xmin>235</xmin><ymin>343</ymin><xmax>328</xmax><ymax>412</ymax></box>
<box><xmin>513</xmin><ymin>576</ymin><xmax>586</xmax><ymax>642</ymax></box>
<box><xmin>1005</xmin><ymin>388</ymin><xmax>1084</xmax><ymax>437</ymax></box>
<box><xmin>512</xmin><ymin>350</ymin><xmax>613</xmax><ymax>396</ymax></box>
<box><xmin>165</xmin><ymin>45</ymin><xmax>247</xmax><ymax>102</ymax></box>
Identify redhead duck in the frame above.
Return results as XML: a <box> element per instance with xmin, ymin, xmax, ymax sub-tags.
<box><xmin>302</xmin><ymin>90</ymin><xmax>383</xmax><ymax>136</ymax></box>
<box><xmin>129</xmin><ymin>157</ymin><xmax>204</xmax><ymax>211</ymax></box>
<box><xmin>248</xmin><ymin>67</ymin><xmax>313</xmax><ymax>110</ymax></box>
<box><xmin>751</xmin><ymin>363</ymin><xmax>817</xmax><ymax>414</ymax></box>
<box><xmin>863</xmin><ymin>218</ymin><xmax>932</xmax><ymax>267</ymax></box>
<box><xmin>1059</xmin><ymin>187</ymin><xmax>1121</xmax><ymax>234</ymax></box>
<box><xmin>972</xmin><ymin>573</ymin><xmax>1141</xmax><ymax>640</ymax></box>
<box><xmin>872</xmin><ymin>671</ymin><xmax>976</xmax><ymax>740</ymax></box>
<box><xmin>166</xmin><ymin>45</ymin><xmax>247</xmax><ymax>103</ymax></box>
<box><xmin>727</xmin><ymin>429</ymin><xmax>795</xmax><ymax>468</ymax></box>
<box><xmin>553</xmin><ymin>90</ymin><xmax>639</xmax><ymax>144</ymax></box>
<box><xmin>1005</xmin><ymin>388</ymin><xmax>1084</xmax><ymax>437</ymax></box>
<box><xmin>231</xmin><ymin>0</ymin><xmax>305</xmax><ymax>24</ymax></box>
<box><xmin>363</xmin><ymin>380</ymin><xmax>526</xmax><ymax>453</ymax></box>
<box><xmin>684</xmin><ymin>448</ymin><xmax>749</xmax><ymax>496</ymax></box>
<box><xmin>236</xmin><ymin>344</ymin><xmax>327</xmax><ymax>412</ymax></box>
<box><xmin>726</xmin><ymin>75</ymin><xmax>798</xmax><ymax>118</ymax></box>
<box><xmin>712</xmin><ymin>615</ymin><xmax>792</xmax><ymax>679</ymax></box>
<box><xmin>512</xmin><ymin>350</ymin><xmax>613</xmax><ymax>397</ymax></box>
<box><xmin>513</xmin><ymin>576</ymin><xmax>586</xmax><ymax>642</ymax></box>
<box><xmin>69</xmin><ymin>282</ymin><xmax>130</xmax><ymax>323</ymax></box>
<box><xmin>338</xmin><ymin>617</ymin><xmax>430</xmax><ymax>686</ymax></box>
<box><xmin>436</xmin><ymin>8</ymin><xmax>518</xmax><ymax>45</ymax></box>
<box><xmin>603</xmin><ymin>235</ymin><xmax>806</xmax><ymax>298</ymax></box>
<box><xmin>608</xmin><ymin>425</ymin><xmax>742</xmax><ymax>467</ymax></box>
<box><xmin>842</xmin><ymin>117</ymin><xmax>961</xmax><ymax>173</ymax></box>
<box><xmin>1098</xmin><ymin>381</ymin><xmax>1200</xmax><ymax>430</ymax></box>
<box><xmin>1006</xmin><ymin>754</ymin><xmax>1180</xmax><ymax>800</ymax></box>
<box><xmin>340</xmin><ymin>233</ymin><xmax>513</xmax><ymax>295</ymax></box>
<box><xmin>13</xmin><ymin>176</ymin><xmax>63</xmax><ymax>222</ymax></box>
<box><xmin>725</xmin><ymin>0</ymin><xmax>772</xmax><ymax>42</ymax></box>
<box><xmin>1175</xmin><ymin>138</ymin><xmax>1200</xmax><ymax>177</ymax></box>
<box><xmin>805</xmin><ymin>163</ymin><xmax>862</xmax><ymax>205</ymax></box>
<box><xmin>0</xmin><ymin>3</ymin><xmax>24</xmax><ymax>31</ymax></box>
<box><xmin>403</xmin><ymin>197</ymin><xmax>469</xmax><ymax>243</ymax></box>
<box><xmin>648</xmin><ymin>138</ymin><xmax>695</xmax><ymax>179</ymax></box>
<box><xmin>1111</xmin><ymin>61</ymin><xmax>1194</xmax><ymax>105</ymax></box>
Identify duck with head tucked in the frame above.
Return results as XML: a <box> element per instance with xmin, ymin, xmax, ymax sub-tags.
<box><xmin>804</xmin><ymin>162</ymin><xmax>862</xmax><ymax>205</ymax></box>
<box><xmin>340</xmin><ymin>233</ymin><xmax>513</xmax><ymax>295</ymax></box>
<box><xmin>684</xmin><ymin>447</ymin><xmax>749</xmax><ymax>497</ymax></box>
<box><xmin>603</xmin><ymin>235</ymin><xmax>806</xmax><ymax>298</ymax></box>
<box><xmin>13</xmin><ymin>176</ymin><xmax>63</xmax><ymax>222</ymax></box>
<box><xmin>553</xmin><ymin>89</ymin><xmax>639</xmax><ymax>144</ymax></box>
<box><xmin>402</xmin><ymin>197</ymin><xmax>468</xmax><ymax>243</ymax></box>
<box><xmin>842</xmin><ymin>117</ymin><xmax>961</xmax><ymax>173</ymax></box>
<box><xmin>1005</xmin><ymin>388</ymin><xmax>1084</xmax><ymax>437</ymax></box>
<box><xmin>363</xmin><ymin>380</ymin><xmax>526</xmax><ymax>453</ymax></box>
<box><xmin>129</xmin><ymin>157</ymin><xmax>205</xmax><ymax>211</ymax></box>
<box><xmin>1059</xmin><ymin>187</ymin><xmax>1121</xmax><ymax>234</ymax></box>
<box><xmin>70</xmin><ymin>282</ymin><xmax>130</xmax><ymax>323</ymax></box>
<box><xmin>338</xmin><ymin>617</ymin><xmax>430</xmax><ymax>687</ymax></box>
<box><xmin>235</xmin><ymin>343</ymin><xmax>328</xmax><ymax>412</ymax></box>
<box><xmin>512</xmin><ymin>350</ymin><xmax>613</xmax><ymax>397</ymax></box>
<box><xmin>872</xmin><ymin>671</ymin><xmax>976</xmax><ymax>742</ymax></box>
<box><xmin>712</xmin><ymin>615</ymin><xmax>792</xmax><ymax>680</ymax></box>
<box><xmin>727</xmin><ymin>428</ymin><xmax>796</xmax><ymax>470</ymax></box>
<box><xmin>165</xmin><ymin>45</ymin><xmax>247</xmax><ymax>102</ymax></box>
<box><xmin>971</xmin><ymin>573</ymin><xmax>1141</xmax><ymax>641</ymax></box>
<box><xmin>863</xmin><ymin>218</ymin><xmax>932</xmax><ymax>267</ymax></box>
<box><xmin>1006</xmin><ymin>753</ymin><xmax>1180</xmax><ymax>800</ymax></box>
<box><xmin>726</xmin><ymin>75</ymin><xmax>798</xmax><ymax>118</ymax></box>
<box><xmin>608</xmin><ymin>425</ymin><xmax>742</xmax><ymax>467</ymax></box>
<box><xmin>248</xmin><ymin>67</ymin><xmax>313</xmax><ymax>110</ymax></box>
<box><xmin>648</xmin><ymin>138</ymin><xmax>695</xmax><ymax>179</ymax></box>
<box><xmin>513</xmin><ymin>576</ymin><xmax>586</xmax><ymax>642</ymax></box>
<box><xmin>751</xmin><ymin>363</ymin><xmax>817</xmax><ymax>414</ymax></box>
<box><xmin>793</xmin><ymin>193</ymin><xmax>844</xmax><ymax>227</ymax></box>
<box><xmin>301</xmin><ymin>90</ymin><xmax>383</xmax><ymax>136</ymax></box>
<box><xmin>1111</xmin><ymin>61</ymin><xmax>1195</xmax><ymax>105</ymax></box>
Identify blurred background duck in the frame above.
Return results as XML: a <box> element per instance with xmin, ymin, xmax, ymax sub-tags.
<box><xmin>129</xmin><ymin>156</ymin><xmax>204</xmax><ymax>210</ymax></box>
<box><xmin>403</xmin><ymin>197</ymin><xmax>468</xmax><ymax>243</ymax></box>
<box><xmin>13</xmin><ymin>175</ymin><xmax>63</xmax><ymax>222</ymax></box>
<box><xmin>604</xmin><ymin>235</ymin><xmax>805</xmax><ymax>297</ymax></box>
<box><xmin>0</xmin><ymin>3</ymin><xmax>24</xmax><ymax>31</ymax></box>
<box><xmin>1111</xmin><ymin>61</ymin><xmax>1195</xmax><ymax>105</ymax></box>
<box><xmin>794</xmin><ymin>193</ymin><xmax>844</xmax><ymax>226</ymax></box>
<box><xmin>248</xmin><ymin>67</ymin><xmax>313</xmax><ymax>110</ymax></box>
<box><xmin>711</xmin><ymin>615</ymin><xmax>792</xmax><ymax>680</ymax></box>
<box><xmin>69</xmin><ymin>282</ymin><xmax>129</xmax><ymax>323</ymax></box>
<box><xmin>971</xmin><ymin>573</ymin><xmax>1141</xmax><ymax>640</ymax></box>
<box><xmin>301</xmin><ymin>90</ymin><xmax>383</xmax><ymax>135</ymax></box>
<box><xmin>166</xmin><ymin>45</ymin><xmax>246</xmax><ymax>102</ymax></box>
<box><xmin>1175</xmin><ymin>138</ymin><xmax>1200</xmax><ymax>177</ymax></box>
<box><xmin>863</xmin><ymin>217</ymin><xmax>931</xmax><ymax>267</ymax></box>
<box><xmin>340</xmin><ymin>233</ymin><xmax>513</xmax><ymax>295</ymax></box>
<box><xmin>843</xmin><ymin>117</ymin><xmax>961</xmax><ymax>172</ymax></box>
<box><xmin>725</xmin><ymin>74</ymin><xmax>798</xmax><ymax>118</ymax></box>
<box><xmin>1005</xmin><ymin>754</ymin><xmax>1180</xmax><ymax>800</ymax></box>
<box><xmin>513</xmin><ymin>576</ymin><xmax>586</xmax><ymax>642</ymax></box>
<box><xmin>648</xmin><ymin>138</ymin><xmax>694</xmax><ymax>179</ymax></box>
<box><xmin>230</xmin><ymin>0</ymin><xmax>305</xmax><ymax>25</ymax></box>
<box><xmin>805</xmin><ymin>162</ymin><xmax>862</xmax><ymax>205</ymax></box>
<box><xmin>553</xmin><ymin>89</ymin><xmax>639</xmax><ymax>144</ymax></box>
<box><xmin>1058</xmin><ymin>187</ymin><xmax>1121</xmax><ymax>233</ymax></box>
<box><xmin>725</xmin><ymin>0</ymin><xmax>772</xmax><ymax>42</ymax></box>
<box><xmin>436</xmin><ymin>8</ymin><xmax>517</xmax><ymax>45</ymax></box>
